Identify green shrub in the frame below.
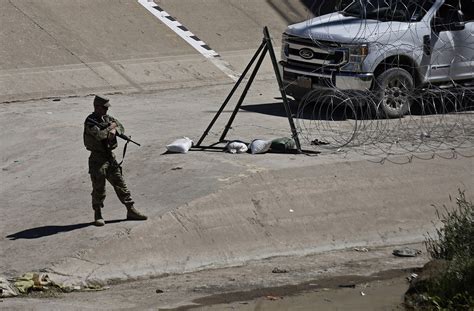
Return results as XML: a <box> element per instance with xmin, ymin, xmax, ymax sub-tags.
<box><xmin>419</xmin><ymin>190</ymin><xmax>474</xmax><ymax>310</ymax></box>
<box><xmin>425</xmin><ymin>190</ymin><xmax>473</xmax><ymax>261</ymax></box>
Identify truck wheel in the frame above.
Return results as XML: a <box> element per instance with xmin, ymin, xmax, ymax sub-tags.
<box><xmin>374</xmin><ymin>68</ymin><xmax>414</xmax><ymax>118</ymax></box>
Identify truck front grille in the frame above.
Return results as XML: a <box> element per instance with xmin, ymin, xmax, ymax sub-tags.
<box><xmin>284</xmin><ymin>34</ymin><xmax>348</xmax><ymax>70</ymax></box>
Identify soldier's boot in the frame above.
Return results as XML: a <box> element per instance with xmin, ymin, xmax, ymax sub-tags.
<box><xmin>93</xmin><ymin>208</ymin><xmax>105</xmax><ymax>226</ymax></box>
<box><xmin>126</xmin><ymin>206</ymin><xmax>147</xmax><ymax>221</ymax></box>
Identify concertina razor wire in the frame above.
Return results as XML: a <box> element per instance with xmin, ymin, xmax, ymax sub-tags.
<box><xmin>281</xmin><ymin>0</ymin><xmax>474</xmax><ymax>160</ymax></box>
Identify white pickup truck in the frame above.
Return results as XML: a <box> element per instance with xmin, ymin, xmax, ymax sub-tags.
<box><xmin>280</xmin><ymin>0</ymin><xmax>474</xmax><ymax>117</ymax></box>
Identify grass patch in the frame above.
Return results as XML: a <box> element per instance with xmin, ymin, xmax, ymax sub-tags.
<box><xmin>406</xmin><ymin>190</ymin><xmax>474</xmax><ymax>310</ymax></box>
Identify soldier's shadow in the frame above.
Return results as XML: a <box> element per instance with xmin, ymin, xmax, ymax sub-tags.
<box><xmin>6</xmin><ymin>219</ymin><xmax>126</xmax><ymax>240</ymax></box>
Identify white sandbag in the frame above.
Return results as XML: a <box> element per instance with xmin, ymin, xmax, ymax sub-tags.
<box><xmin>226</xmin><ymin>141</ymin><xmax>248</xmax><ymax>154</ymax></box>
<box><xmin>249</xmin><ymin>139</ymin><xmax>272</xmax><ymax>154</ymax></box>
<box><xmin>166</xmin><ymin>137</ymin><xmax>193</xmax><ymax>153</ymax></box>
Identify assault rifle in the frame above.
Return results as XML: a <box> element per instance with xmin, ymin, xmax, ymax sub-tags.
<box><xmin>86</xmin><ymin>117</ymin><xmax>141</xmax><ymax>146</ymax></box>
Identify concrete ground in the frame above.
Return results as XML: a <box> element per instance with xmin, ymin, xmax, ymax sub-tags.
<box><xmin>1</xmin><ymin>243</ymin><xmax>428</xmax><ymax>310</ymax></box>
<box><xmin>1</xmin><ymin>0</ymin><xmax>473</xmax><ymax>309</ymax></box>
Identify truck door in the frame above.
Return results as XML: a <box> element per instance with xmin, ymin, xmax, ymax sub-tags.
<box><xmin>429</xmin><ymin>1</ymin><xmax>474</xmax><ymax>83</ymax></box>
<box><xmin>453</xmin><ymin>1</ymin><xmax>474</xmax><ymax>81</ymax></box>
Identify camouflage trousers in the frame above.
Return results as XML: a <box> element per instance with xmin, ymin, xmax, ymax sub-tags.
<box><xmin>89</xmin><ymin>154</ymin><xmax>134</xmax><ymax>210</ymax></box>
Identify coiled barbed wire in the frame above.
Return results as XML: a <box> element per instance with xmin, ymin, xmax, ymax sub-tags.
<box><xmin>284</xmin><ymin>0</ymin><xmax>474</xmax><ymax>159</ymax></box>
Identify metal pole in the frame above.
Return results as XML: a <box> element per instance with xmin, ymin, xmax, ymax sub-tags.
<box><xmin>263</xmin><ymin>26</ymin><xmax>302</xmax><ymax>153</ymax></box>
<box><xmin>196</xmin><ymin>41</ymin><xmax>267</xmax><ymax>147</ymax></box>
<box><xmin>219</xmin><ymin>43</ymin><xmax>268</xmax><ymax>142</ymax></box>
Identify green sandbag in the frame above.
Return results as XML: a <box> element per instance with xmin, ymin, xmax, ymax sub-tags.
<box><xmin>271</xmin><ymin>137</ymin><xmax>296</xmax><ymax>152</ymax></box>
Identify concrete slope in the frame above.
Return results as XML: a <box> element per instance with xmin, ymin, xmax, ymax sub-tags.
<box><xmin>47</xmin><ymin>155</ymin><xmax>473</xmax><ymax>286</ymax></box>
<box><xmin>1</xmin><ymin>82</ymin><xmax>472</xmax><ymax>287</ymax></box>
<box><xmin>0</xmin><ymin>0</ymin><xmax>313</xmax><ymax>103</ymax></box>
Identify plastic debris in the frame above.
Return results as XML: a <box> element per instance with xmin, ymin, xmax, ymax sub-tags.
<box><xmin>393</xmin><ymin>247</ymin><xmax>422</xmax><ymax>257</ymax></box>
<box><xmin>311</xmin><ymin>139</ymin><xmax>329</xmax><ymax>146</ymax></box>
<box><xmin>360</xmin><ymin>291</ymin><xmax>366</xmax><ymax>296</ymax></box>
<box><xmin>14</xmin><ymin>273</ymin><xmax>52</xmax><ymax>294</ymax></box>
<box><xmin>265</xmin><ymin>295</ymin><xmax>282</xmax><ymax>300</ymax></box>
<box><xmin>272</xmin><ymin>267</ymin><xmax>288</xmax><ymax>274</ymax></box>
<box><xmin>354</xmin><ymin>247</ymin><xmax>369</xmax><ymax>252</ymax></box>
<box><xmin>420</xmin><ymin>131</ymin><xmax>431</xmax><ymax>139</ymax></box>
<box><xmin>407</xmin><ymin>273</ymin><xmax>418</xmax><ymax>282</ymax></box>
<box><xmin>0</xmin><ymin>277</ymin><xmax>19</xmax><ymax>297</ymax></box>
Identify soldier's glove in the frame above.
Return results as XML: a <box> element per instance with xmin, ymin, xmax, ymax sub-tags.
<box><xmin>107</xmin><ymin>122</ymin><xmax>117</xmax><ymax>131</ymax></box>
<box><xmin>108</xmin><ymin>128</ymin><xmax>117</xmax><ymax>141</ymax></box>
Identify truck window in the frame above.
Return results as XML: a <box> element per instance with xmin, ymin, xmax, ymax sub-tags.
<box><xmin>461</xmin><ymin>0</ymin><xmax>474</xmax><ymax>21</ymax></box>
<box><xmin>339</xmin><ymin>0</ymin><xmax>435</xmax><ymax>22</ymax></box>
<box><xmin>435</xmin><ymin>1</ymin><xmax>463</xmax><ymax>22</ymax></box>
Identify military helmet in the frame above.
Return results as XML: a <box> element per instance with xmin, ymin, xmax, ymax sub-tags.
<box><xmin>93</xmin><ymin>95</ymin><xmax>111</xmax><ymax>107</ymax></box>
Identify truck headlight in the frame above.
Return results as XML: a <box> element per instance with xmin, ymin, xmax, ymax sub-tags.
<box><xmin>341</xmin><ymin>44</ymin><xmax>369</xmax><ymax>72</ymax></box>
<box><xmin>281</xmin><ymin>33</ymin><xmax>289</xmax><ymax>60</ymax></box>
<box><xmin>347</xmin><ymin>44</ymin><xmax>369</xmax><ymax>57</ymax></box>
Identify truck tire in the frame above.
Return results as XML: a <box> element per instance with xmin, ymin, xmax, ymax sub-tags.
<box><xmin>374</xmin><ymin>68</ymin><xmax>414</xmax><ymax>118</ymax></box>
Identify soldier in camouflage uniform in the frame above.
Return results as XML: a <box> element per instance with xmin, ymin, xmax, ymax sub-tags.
<box><xmin>83</xmin><ymin>95</ymin><xmax>147</xmax><ymax>226</ymax></box>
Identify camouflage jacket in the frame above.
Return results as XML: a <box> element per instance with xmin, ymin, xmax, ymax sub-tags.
<box><xmin>83</xmin><ymin>113</ymin><xmax>125</xmax><ymax>156</ymax></box>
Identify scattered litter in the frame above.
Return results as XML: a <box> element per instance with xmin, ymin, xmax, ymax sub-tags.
<box><xmin>264</xmin><ymin>295</ymin><xmax>282</xmax><ymax>301</ymax></box>
<box><xmin>82</xmin><ymin>285</ymin><xmax>109</xmax><ymax>292</ymax></box>
<box><xmin>249</xmin><ymin>139</ymin><xmax>272</xmax><ymax>154</ymax></box>
<box><xmin>156</xmin><ymin>289</ymin><xmax>164</xmax><ymax>294</ymax></box>
<box><xmin>5</xmin><ymin>273</ymin><xmax>105</xmax><ymax>295</ymax></box>
<box><xmin>338</xmin><ymin>284</ymin><xmax>356</xmax><ymax>288</ymax></box>
<box><xmin>166</xmin><ymin>137</ymin><xmax>193</xmax><ymax>154</ymax></box>
<box><xmin>337</xmin><ymin>148</ymin><xmax>343</xmax><ymax>152</ymax></box>
<box><xmin>52</xmin><ymin>98</ymin><xmax>60</xmax><ymax>102</ymax></box>
<box><xmin>360</xmin><ymin>291</ymin><xmax>366</xmax><ymax>296</ymax></box>
<box><xmin>226</xmin><ymin>141</ymin><xmax>248</xmax><ymax>154</ymax></box>
<box><xmin>393</xmin><ymin>247</ymin><xmax>422</xmax><ymax>257</ymax></box>
<box><xmin>311</xmin><ymin>139</ymin><xmax>329</xmax><ymax>146</ymax></box>
<box><xmin>171</xmin><ymin>166</ymin><xmax>183</xmax><ymax>170</ymax></box>
<box><xmin>272</xmin><ymin>267</ymin><xmax>288</xmax><ymax>274</ymax></box>
<box><xmin>14</xmin><ymin>273</ymin><xmax>52</xmax><ymax>294</ymax></box>
<box><xmin>289</xmin><ymin>209</ymin><xmax>294</xmax><ymax>213</ymax></box>
<box><xmin>420</xmin><ymin>131</ymin><xmax>431</xmax><ymax>139</ymax></box>
<box><xmin>354</xmin><ymin>247</ymin><xmax>369</xmax><ymax>252</ymax></box>
<box><xmin>407</xmin><ymin>273</ymin><xmax>418</xmax><ymax>282</ymax></box>
<box><xmin>0</xmin><ymin>277</ymin><xmax>19</xmax><ymax>297</ymax></box>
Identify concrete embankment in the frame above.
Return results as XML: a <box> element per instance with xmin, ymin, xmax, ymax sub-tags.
<box><xmin>2</xmin><ymin>0</ymin><xmax>473</xmax><ymax>290</ymax></box>
<box><xmin>47</xmin><ymin>155</ymin><xmax>473</xmax><ymax>286</ymax></box>
<box><xmin>0</xmin><ymin>0</ymin><xmax>313</xmax><ymax>103</ymax></box>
